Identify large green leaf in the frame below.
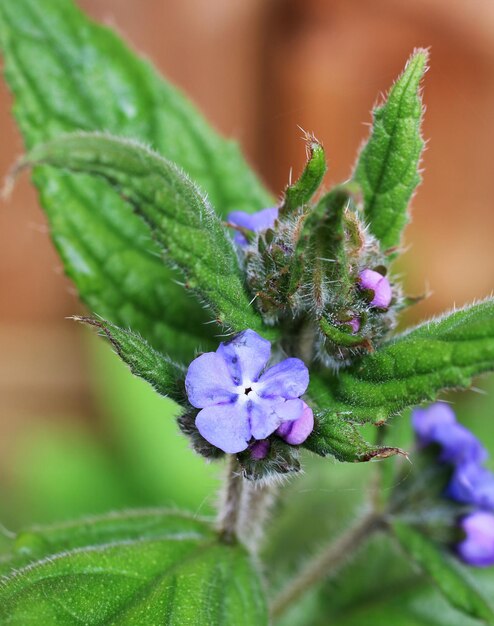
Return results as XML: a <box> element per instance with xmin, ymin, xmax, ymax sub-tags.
<box><xmin>0</xmin><ymin>509</ymin><xmax>213</xmax><ymax>575</ymax></box>
<box><xmin>0</xmin><ymin>0</ymin><xmax>272</xmax><ymax>360</ymax></box>
<box><xmin>306</xmin><ymin>298</ymin><xmax>494</xmax><ymax>455</ymax></box>
<box><xmin>21</xmin><ymin>132</ymin><xmax>271</xmax><ymax>336</ymax></box>
<box><xmin>0</xmin><ymin>510</ymin><xmax>268</xmax><ymax>626</ymax></box>
<box><xmin>392</xmin><ymin>522</ymin><xmax>494</xmax><ymax>625</ymax></box>
<box><xmin>353</xmin><ymin>49</ymin><xmax>427</xmax><ymax>252</ymax></box>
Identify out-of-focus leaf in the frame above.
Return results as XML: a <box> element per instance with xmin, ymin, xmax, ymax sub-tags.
<box><xmin>392</xmin><ymin>521</ymin><xmax>494</xmax><ymax>625</ymax></box>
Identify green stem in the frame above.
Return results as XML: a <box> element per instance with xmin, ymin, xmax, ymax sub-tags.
<box><xmin>270</xmin><ymin>510</ymin><xmax>385</xmax><ymax>621</ymax></box>
<box><xmin>216</xmin><ymin>455</ymin><xmax>244</xmax><ymax>544</ymax></box>
<box><xmin>237</xmin><ymin>481</ymin><xmax>278</xmax><ymax>553</ymax></box>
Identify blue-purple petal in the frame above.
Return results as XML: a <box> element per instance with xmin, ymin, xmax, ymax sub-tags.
<box><xmin>217</xmin><ymin>329</ymin><xmax>271</xmax><ymax>385</ymax></box>
<box><xmin>228</xmin><ymin>207</ymin><xmax>278</xmax><ymax>245</ymax></box>
<box><xmin>250</xmin><ymin>397</ymin><xmax>303</xmax><ymax>440</ymax></box>
<box><xmin>255</xmin><ymin>358</ymin><xmax>309</xmax><ymax>399</ymax></box>
<box><xmin>195</xmin><ymin>401</ymin><xmax>251</xmax><ymax>454</ymax></box>
<box><xmin>457</xmin><ymin>511</ymin><xmax>494</xmax><ymax>567</ymax></box>
<box><xmin>185</xmin><ymin>352</ymin><xmax>237</xmax><ymax>408</ymax></box>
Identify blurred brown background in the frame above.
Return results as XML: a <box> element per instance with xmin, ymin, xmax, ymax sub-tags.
<box><xmin>1</xmin><ymin>0</ymin><xmax>494</xmax><ymax>462</ymax></box>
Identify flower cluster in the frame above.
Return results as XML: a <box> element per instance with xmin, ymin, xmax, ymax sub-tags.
<box><xmin>185</xmin><ymin>329</ymin><xmax>313</xmax><ymax>455</ymax></box>
<box><xmin>412</xmin><ymin>403</ymin><xmax>494</xmax><ymax>567</ymax></box>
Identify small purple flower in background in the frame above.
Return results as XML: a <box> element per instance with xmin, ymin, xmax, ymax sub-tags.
<box><xmin>457</xmin><ymin>512</ymin><xmax>494</xmax><ymax>567</ymax></box>
<box><xmin>228</xmin><ymin>207</ymin><xmax>279</xmax><ymax>246</ymax></box>
<box><xmin>448</xmin><ymin>463</ymin><xmax>494</xmax><ymax>511</ymax></box>
<box><xmin>358</xmin><ymin>269</ymin><xmax>392</xmax><ymax>309</ymax></box>
<box><xmin>412</xmin><ymin>402</ymin><xmax>494</xmax><ymax>567</ymax></box>
<box><xmin>412</xmin><ymin>403</ymin><xmax>488</xmax><ymax>466</ymax></box>
<box><xmin>185</xmin><ymin>329</ymin><xmax>312</xmax><ymax>454</ymax></box>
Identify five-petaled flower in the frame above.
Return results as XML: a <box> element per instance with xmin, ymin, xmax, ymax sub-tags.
<box><xmin>185</xmin><ymin>329</ymin><xmax>312</xmax><ymax>454</ymax></box>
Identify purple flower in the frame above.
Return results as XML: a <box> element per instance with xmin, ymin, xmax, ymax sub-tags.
<box><xmin>276</xmin><ymin>401</ymin><xmax>314</xmax><ymax>445</ymax></box>
<box><xmin>185</xmin><ymin>329</ymin><xmax>311</xmax><ymax>454</ymax></box>
<box><xmin>448</xmin><ymin>463</ymin><xmax>494</xmax><ymax>510</ymax></box>
<box><xmin>228</xmin><ymin>207</ymin><xmax>278</xmax><ymax>246</ymax></box>
<box><xmin>412</xmin><ymin>403</ymin><xmax>488</xmax><ymax>466</ymax></box>
<box><xmin>358</xmin><ymin>269</ymin><xmax>392</xmax><ymax>309</ymax></box>
<box><xmin>457</xmin><ymin>511</ymin><xmax>494</xmax><ymax>567</ymax></box>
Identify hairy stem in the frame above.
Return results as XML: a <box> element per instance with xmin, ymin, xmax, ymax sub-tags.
<box><xmin>216</xmin><ymin>455</ymin><xmax>244</xmax><ymax>543</ymax></box>
<box><xmin>270</xmin><ymin>510</ymin><xmax>385</xmax><ymax>620</ymax></box>
<box><xmin>237</xmin><ymin>481</ymin><xmax>279</xmax><ymax>552</ymax></box>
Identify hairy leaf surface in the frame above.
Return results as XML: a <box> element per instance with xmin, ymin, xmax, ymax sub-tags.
<box><xmin>306</xmin><ymin>299</ymin><xmax>494</xmax><ymax>456</ymax></box>
<box><xmin>0</xmin><ymin>510</ymin><xmax>267</xmax><ymax>626</ymax></box>
<box><xmin>0</xmin><ymin>0</ymin><xmax>272</xmax><ymax>359</ymax></box>
<box><xmin>353</xmin><ymin>49</ymin><xmax>427</xmax><ymax>252</ymax></box>
<box><xmin>22</xmin><ymin>133</ymin><xmax>271</xmax><ymax>337</ymax></box>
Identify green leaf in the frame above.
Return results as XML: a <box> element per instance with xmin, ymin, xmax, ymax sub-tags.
<box><xmin>392</xmin><ymin>521</ymin><xmax>494</xmax><ymax>625</ymax></box>
<box><xmin>0</xmin><ymin>0</ymin><xmax>272</xmax><ymax>360</ymax></box>
<box><xmin>305</xmin><ymin>411</ymin><xmax>403</xmax><ymax>462</ymax></box>
<box><xmin>275</xmin><ymin>532</ymin><xmax>494</xmax><ymax>626</ymax></box>
<box><xmin>75</xmin><ymin>317</ymin><xmax>187</xmax><ymax>405</ymax></box>
<box><xmin>353</xmin><ymin>49</ymin><xmax>428</xmax><ymax>252</ymax></box>
<box><xmin>21</xmin><ymin>132</ymin><xmax>271</xmax><ymax>337</ymax></box>
<box><xmin>0</xmin><ymin>509</ymin><xmax>213</xmax><ymax>575</ymax></box>
<box><xmin>0</xmin><ymin>510</ymin><xmax>268</xmax><ymax>626</ymax></box>
<box><xmin>281</xmin><ymin>138</ymin><xmax>327</xmax><ymax>215</ymax></box>
<box><xmin>308</xmin><ymin>298</ymin><xmax>494</xmax><ymax>429</ymax></box>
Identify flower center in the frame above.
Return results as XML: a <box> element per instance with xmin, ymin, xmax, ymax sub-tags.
<box><xmin>244</xmin><ymin>386</ymin><xmax>253</xmax><ymax>395</ymax></box>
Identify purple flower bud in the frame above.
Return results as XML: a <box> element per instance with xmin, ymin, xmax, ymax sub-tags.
<box><xmin>412</xmin><ymin>403</ymin><xmax>488</xmax><ymax>466</ymax></box>
<box><xmin>358</xmin><ymin>269</ymin><xmax>392</xmax><ymax>309</ymax></box>
<box><xmin>457</xmin><ymin>511</ymin><xmax>494</xmax><ymax>567</ymax></box>
<box><xmin>228</xmin><ymin>207</ymin><xmax>279</xmax><ymax>246</ymax></box>
<box><xmin>276</xmin><ymin>401</ymin><xmax>314</xmax><ymax>445</ymax></box>
<box><xmin>347</xmin><ymin>317</ymin><xmax>361</xmax><ymax>334</ymax></box>
<box><xmin>185</xmin><ymin>329</ymin><xmax>311</xmax><ymax>454</ymax></box>
<box><xmin>250</xmin><ymin>439</ymin><xmax>271</xmax><ymax>460</ymax></box>
<box><xmin>448</xmin><ymin>463</ymin><xmax>494</xmax><ymax>510</ymax></box>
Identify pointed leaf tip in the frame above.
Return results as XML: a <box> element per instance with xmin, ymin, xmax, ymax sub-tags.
<box><xmin>353</xmin><ymin>48</ymin><xmax>428</xmax><ymax>253</ymax></box>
